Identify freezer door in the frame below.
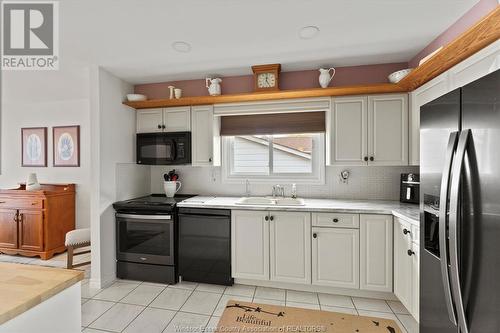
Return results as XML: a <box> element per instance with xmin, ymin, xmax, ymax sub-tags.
<box><xmin>420</xmin><ymin>89</ymin><xmax>460</xmax><ymax>333</ymax></box>
<box><xmin>461</xmin><ymin>69</ymin><xmax>500</xmax><ymax>332</ymax></box>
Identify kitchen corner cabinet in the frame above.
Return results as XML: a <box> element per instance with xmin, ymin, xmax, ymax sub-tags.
<box><xmin>360</xmin><ymin>214</ymin><xmax>393</xmax><ymax>292</ymax></box>
<box><xmin>136</xmin><ymin>106</ymin><xmax>191</xmax><ymax>133</ymax></box>
<box><xmin>329</xmin><ymin>93</ymin><xmax>408</xmax><ymax>166</ymax></box>
<box><xmin>270</xmin><ymin>211</ymin><xmax>311</xmax><ymax>284</ymax></box>
<box><xmin>231</xmin><ymin>210</ymin><xmax>269</xmax><ymax>280</ymax></box>
<box><xmin>394</xmin><ymin>217</ymin><xmax>420</xmax><ymax>320</ymax></box>
<box><xmin>191</xmin><ymin>105</ymin><xmax>214</xmax><ymax>166</ymax></box>
<box><xmin>0</xmin><ymin>184</ymin><xmax>75</xmax><ymax>260</ymax></box>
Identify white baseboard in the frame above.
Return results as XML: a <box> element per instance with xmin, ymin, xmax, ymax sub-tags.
<box><xmin>235</xmin><ymin>278</ymin><xmax>398</xmax><ymax>301</ymax></box>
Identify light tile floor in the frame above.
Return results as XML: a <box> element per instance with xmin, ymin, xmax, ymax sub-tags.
<box><xmin>0</xmin><ymin>253</ymin><xmax>418</xmax><ymax>333</ymax></box>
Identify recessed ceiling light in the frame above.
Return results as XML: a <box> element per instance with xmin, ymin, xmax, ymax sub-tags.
<box><xmin>172</xmin><ymin>41</ymin><xmax>192</xmax><ymax>53</ymax></box>
<box><xmin>299</xmin><ymin>26</ymin><xmax>320</xmax><ymax>40</ymax></box>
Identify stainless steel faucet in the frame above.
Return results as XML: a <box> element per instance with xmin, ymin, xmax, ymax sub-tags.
<box><xmin>272</xmin><ymin>184</ymin><xmax>285</xmax><ymax>198</ymax></box>
<box><xmin>245</xmin><ymin>179</ymin><xmax>251</xmax><ymax>197</ymax></box>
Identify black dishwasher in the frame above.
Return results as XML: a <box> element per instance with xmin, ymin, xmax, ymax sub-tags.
<box><xmin>178</xmin><ymin>208</ymin><xmax>233</xmax><ymax>285</ymax></box>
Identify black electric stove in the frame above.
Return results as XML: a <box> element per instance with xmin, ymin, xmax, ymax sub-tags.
<box><xmin>113</xmin><ymin>194</ymin><xmax>196</xmax><ymax>214</ymax></box>
<box><xmin>112</xmin><ymin>194</ymin><xmax>196</xmax><ymax>284</ymax></box>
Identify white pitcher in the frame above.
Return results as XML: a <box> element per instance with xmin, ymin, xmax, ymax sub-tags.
<box><xmin>164</xmin><ymin>181</ymin><xmax>181</xmax><ymax>198</ymax></box>
<box><xmin>206</xmin><ymin>78</ymin><xmax>222</xmax><ymax>96</ymax></box>
<box><xmin>318</xmin><ymin>68</ymin><xmax>336</xmax><ymax>88</ymax></box>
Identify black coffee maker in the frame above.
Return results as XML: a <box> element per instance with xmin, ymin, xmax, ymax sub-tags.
<box><xmin>400</xmin><ymin>173</ymin><xmax>419</xmax><ymax>204</ymax></box>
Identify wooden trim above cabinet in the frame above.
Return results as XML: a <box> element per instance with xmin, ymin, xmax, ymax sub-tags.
<box><xmin>124</xmin><ymin>83</ymin><xmax>405</xmax><ymax>109</ymax></box>
<box><xmin>398</xmin><ymin>5</ymin><xmax>500</xmax><ymax>90</ymax></box>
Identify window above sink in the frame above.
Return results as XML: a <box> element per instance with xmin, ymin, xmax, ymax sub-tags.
<box><xmin>222</xmin><ymin>133</ymin><xmax>325</xmax><ymax>184</ymax></box>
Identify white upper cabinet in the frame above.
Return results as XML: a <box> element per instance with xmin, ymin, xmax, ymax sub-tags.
<box><xmin>329</xmin><ymin>93</ymin><xmax>408</xmax><ymax>166</ymax></box>
<box><xmin>136</xmin><ymin>107</ymin><xmax>191</xmax><ymax>133</ymax></box>
<box><xmin>231</xmin><ymin>210</ymin><xmax>269</xmax><ymax>281</ymax></box>
<box><xmin>191</xmin><ymin>105</ymin><xmax>214</xmax><ymax>166</ymax></box>
<box><xmin>270</xmin><ymin>212</ymin><xmax>311</xmax><ymax>284</ymax></box>
<box><xmin>312</xmin><ymin>227</ymin><xmax>360</xmax><ymax>289</ymax></box>
<box><xmin>360</xmin><ymin>214</ymin><xmax>393</xmax><ymax>292</ymax></box>
<box><xmin>163</xmin><ymin>107</ymin><xmax>191</xmax><ymax>132</ymax></box>
<box><xmin>330</xmin><ymin>96</ymin><xmax>368</xmax><ymax>165</ymax></box>
<box><xmin>368</xmin><ymin>94</ymin><xmax>408</xmax><ymax>166</ymax></box>
<box><xmin>137</xmin><ymin>108</ymin><xmax>163</xmax><ymax>133</ymax></box>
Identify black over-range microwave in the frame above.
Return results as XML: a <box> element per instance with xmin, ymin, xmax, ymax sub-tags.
<box><xmin>136</xmin><ymin>132</ymin><xmax>191</xmax><ymax>165</ymax></box>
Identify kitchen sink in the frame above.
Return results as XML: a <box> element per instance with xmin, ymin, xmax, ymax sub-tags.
<box><xmin>274</xmin><ymin>197</ymin><xmax>305</xmax><ymax>206</ymax></box>
<box><xmin>235</xmin><ymin>197</ymin><xmax>305</xmax><ymax>206</ymax></box>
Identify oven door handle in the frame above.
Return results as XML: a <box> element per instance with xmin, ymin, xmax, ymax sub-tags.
<box><xmin>116</xmin><ymin>213</ymin><xmax>172</xmax><ymax>220</ymax></box>
<box><xmin>438</xmin><ymin>131</ymin><xmax>459</xmax><ymax>325</ymax></box>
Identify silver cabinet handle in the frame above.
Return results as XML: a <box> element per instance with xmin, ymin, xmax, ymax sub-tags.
<box><xmin>449</xmin><ymin>129</ymin><xmax>471</xmax><ymax>333</ymax></box>
<box><xmin>438</xmin><ymin>131</ymin><xmax>458</xmax><ymax>325</ymax></box>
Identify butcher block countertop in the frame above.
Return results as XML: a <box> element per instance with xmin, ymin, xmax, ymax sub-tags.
<box><xmin>0</xmin><ymin>263</ymin><xmax>84</xmax><ymax>325</ymax></box>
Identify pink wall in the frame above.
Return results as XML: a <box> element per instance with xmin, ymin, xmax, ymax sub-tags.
<box><xmin>134</xmin><ymin>63</ymin><xmax>408</xmax><ymax>99</ymax></box>
<box><xmin>409</xmin><ymin>0</ymin><xmax>498</xmax><ymax>68</ymax></box>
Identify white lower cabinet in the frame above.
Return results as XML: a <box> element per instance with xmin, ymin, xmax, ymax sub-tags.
<box><xmin>312</xmin><ymin>227</ymin><xmax>360</xmax><ymax>289</ymax></box>
<box><xmin>394</xmin><ymin>217</ymin><xmax>420</xmax><ymax>320</ymax></box>
<box><xmin>270</xmin><ymin>212</ymin><xmax>311</xmax><ymax>284</ymax></box>
<box><xmin>231</xmin><ymin>210</ymin><xmax>269</xmax><ymax>280</ymax></box>
<box><xmin>394</xmin><ymin>217</ymin><xmax>413</xmax><ymax>310</ymax></box>
<box><xmin>411</xmin><ymin>243</ymin><xmax>420</xmax><ymax>321</ymax></box>
<box><xmin>360</xmin><ymin>214</ymin><xmax>393</xmax><ymax>292</ymax></box>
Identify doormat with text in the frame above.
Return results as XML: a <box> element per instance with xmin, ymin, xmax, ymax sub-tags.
<box><xmin>217</xmin><ymin>300</ymin><xmax>402</xmax><ymax>333</ymax></box>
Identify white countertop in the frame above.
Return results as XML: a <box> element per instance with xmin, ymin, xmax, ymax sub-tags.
<box><xmin>178</xmin><ymin>196</ymin><xmax>420</xmax><ymax>226</ymax></box>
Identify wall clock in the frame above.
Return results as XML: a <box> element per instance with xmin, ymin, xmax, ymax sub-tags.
<box><xmin>251</xmin><ymin>64</ymin><xmax>281</xmax><ymax>92</ymax></box>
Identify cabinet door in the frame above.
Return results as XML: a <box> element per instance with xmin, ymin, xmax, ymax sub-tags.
<box><xmin>137</xmin><ymin>108</ymin><xmax>163</xmax><ymax>133</ymax></box>
<box><xmin>330</xmin><ymin>96</ymin><xmax>368</xmax><ymax>165</ymax></box>
<box><xmin>163</xmin><ymin>107</ymin><xmax>191</xmax><ymax>132</ymax></box>
<box><xmin>312</xmin><ymin>227</ymin><xmax>359</xmax><ymax>289</ymax></box>
<box><xmin>394</xmin><ymin>217</ymin><xmax>413</xmax><ymax>312</ymax></box>
<box><xmin>0</xmin><ymin>209</ymin><xmax>18</xmax><ymax>248</ymax></box>
<box><xmin>231</xmin><ymin>210</ymin><xmax>269</xmax><ymax>280</ymax></box>
<box><xmin>18</xmin><ymin>210</ymin><xmax>44</xmax><ymax>251</ymax></box>
<box><xmin>411</xmin><ymin>243</ymin><xmax>420</xmax><ymax>321</ymax></box>
<box><xmin>360</xmin><ymin>214</ymin><xmax>393</xmax><ymax>292</ymax></box>
<box><xmin>368</xmin><ymin>94</ymin><xmax>408</xmax><ymax>166</ymax></box>
<box><xmin>191</xmin><ymin>105</ymin><xmax>214</xmax><ymax>166</ymax></box>
<box><xmin>270</xmin><ymin>212</ymin><xmax>311</xmax><ymax>284</ymax></box>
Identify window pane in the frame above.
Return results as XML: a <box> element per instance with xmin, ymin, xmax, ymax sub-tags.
<box><xmin>272</xmin><ymin>134</ymin><xmax>313</xmax><ymax>173</ymax></box>
<box><xmin>232</xmin><ymin>136</ymin><xmax>269</xmax><ymax>174</ymax></box>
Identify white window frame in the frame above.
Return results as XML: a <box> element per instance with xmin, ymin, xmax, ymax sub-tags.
<box><xmin>221</xmin><ymin>133</ymin><xmax>325</xmax><ymax>184</ymax></box>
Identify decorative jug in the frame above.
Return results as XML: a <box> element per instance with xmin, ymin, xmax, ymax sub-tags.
<box><xmin>318</xmin><ymin>68</ymin><xmax>336</xmax><ymax>88</ymax></box>
<box><xmin>206</xmin><ymin>78</ymin><xmax>222</xmax><ymax>96</ymax></box>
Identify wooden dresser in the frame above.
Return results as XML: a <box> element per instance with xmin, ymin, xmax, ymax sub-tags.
<box><xmin>0</xmin><ymin>184</ymin><xmax>75</xmax><ymax>260</ymax></box>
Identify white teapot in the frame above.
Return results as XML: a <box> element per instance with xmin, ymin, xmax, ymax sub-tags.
<box><xmin>318</xmin><ymin>68</ymin><xmax>336</xmax><ymax>88</ymax></box>
<box><xmin>206</xmin><ymin>78</ymin><xmax>222</xmax><ymax>96</ymax></box>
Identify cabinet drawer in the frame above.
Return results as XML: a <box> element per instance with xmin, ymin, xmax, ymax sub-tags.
<box><xmin>0</xmin><ymin>198</ymin><xmax>43</xmax><ymax>209</ymax></box>
<box><xmin>312</xmin><ymin>213</ymin><xmax>359</xmax><ymax>228</ymax></box>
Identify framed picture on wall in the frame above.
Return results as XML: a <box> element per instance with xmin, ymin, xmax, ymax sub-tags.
<box><xmin>53</xmin><ymin>125</ymin><xmax>80</xmax><ymax>167</ymax></box>
<box><xmin>22</xmin><ymin>127</ymin><xmax>48</xmax><ymax>167</ymax></box>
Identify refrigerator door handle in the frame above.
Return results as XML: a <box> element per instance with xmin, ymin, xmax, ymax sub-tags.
<box><xmin>449</xmin><ymin>129</ymin><xmax>471</xmax><ymax>333</ymax></box>
<box><xmin>438</xmin><ymin>131</ymin><xmax>459</xmax><ymax>325</ymax></box>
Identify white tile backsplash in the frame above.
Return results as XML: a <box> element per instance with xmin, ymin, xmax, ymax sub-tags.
<box><xmin>150</xmin><ymin>165</ymin><xmax>418</xmax><ymax>200</ymax></box>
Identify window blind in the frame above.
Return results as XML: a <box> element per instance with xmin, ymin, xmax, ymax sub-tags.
<box><xmin>220</xmin><ymin>111</ymin><xmax>325</xmax><ymax>136</ymax></box>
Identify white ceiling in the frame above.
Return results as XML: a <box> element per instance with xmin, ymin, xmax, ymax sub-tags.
<box><xmin>60</xmin><ymin>0</ymin><xmax>479</xmax><ymax>84</ymax></box>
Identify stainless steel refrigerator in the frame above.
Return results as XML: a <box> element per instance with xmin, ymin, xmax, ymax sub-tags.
<box><xmin>420</xmin><ymin>69</ymin><xmax>500</xmax><ymax>333</ymax></box>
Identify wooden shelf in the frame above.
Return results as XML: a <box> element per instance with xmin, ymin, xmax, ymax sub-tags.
<box><xmin>397</xmin><ymin>6</ymin><xmax>500</xmax><ymax>91</ymax></box>
<box><xmin>123</xmin><ymin>83</ymin><xmax>406</xmax><ymax>109</ymax></box>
